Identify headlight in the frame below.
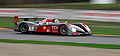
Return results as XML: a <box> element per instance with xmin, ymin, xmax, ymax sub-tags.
<box><xmin>71</xmin><ymin>28</ymin><xmax>76</xmax><ymax>32</ymax></box>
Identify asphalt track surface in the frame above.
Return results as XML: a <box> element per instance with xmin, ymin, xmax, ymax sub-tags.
<box><xmin>0</xmin><ymin>29</ymin><xmax>120</xmax><ymax>45</ymax></box>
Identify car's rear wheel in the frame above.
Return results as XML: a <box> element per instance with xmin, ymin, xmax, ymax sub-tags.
<box><xmin>59</xmin><ymin>25</ymin><xmax>68</xmax><ymax>35</ymax></box>
<box><xmin>19</xmin><ymin>23</ymin><xmax>29</xmax><ymax>33</ymax></box>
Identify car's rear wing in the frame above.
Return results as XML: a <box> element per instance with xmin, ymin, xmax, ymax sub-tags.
<box><xmin>14</xmin><ymin>16</ymin><xmax>37</xmax><ymax>25</ymax></box>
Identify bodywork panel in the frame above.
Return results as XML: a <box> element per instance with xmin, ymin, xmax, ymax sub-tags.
<box><xmin>36</xmin><ymin>25</ymin><xmax>60</xmax><ymax>33</ymax></box>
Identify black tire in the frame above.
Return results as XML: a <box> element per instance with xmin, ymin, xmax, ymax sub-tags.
<box><xmin>19</xmin><ymin>23</ymin><xmax>29</xmax><ymax>33</ymax></box>
<box><xmin>59</xmin><ymin>25</ymin><xmax>68</xmax><ymax>35</ymax></box>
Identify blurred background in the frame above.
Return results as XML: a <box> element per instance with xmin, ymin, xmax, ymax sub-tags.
<box><xmin>0</xmin><ymin>0</ymin><xmax>120</xmax><ymax>35</ymax></box>
<box><xmin>0</xmin><ymin>0</ymin><xmax>89</xmax><ymax>5</ymax></box>
<box><xmin>1</xmin><ymin>0</ymin><xmax>120</xmax><ymax>5</ymax></box>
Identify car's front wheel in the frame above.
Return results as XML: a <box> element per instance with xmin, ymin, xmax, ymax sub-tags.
<box><xmin>59</xmin><ymin>25</ymin><xmax>68</xmax><ymax>35</ymax></box>
<box><xmin>19</xmin><ymin>23</ymin><xmax>29</xmax><ymax>33</ymax></box>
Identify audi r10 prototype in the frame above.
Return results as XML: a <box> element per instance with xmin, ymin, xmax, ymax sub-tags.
<box><xmin>14</xmin><ymin>16</ymin><xmax>92</xmax><ymax>35</ymax></box>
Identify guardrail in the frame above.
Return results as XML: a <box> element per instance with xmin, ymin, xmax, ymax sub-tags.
<box><xmin>0</xmin><ymin>8</ymin><xmax>120</xmax><ymax>22</ymax></box>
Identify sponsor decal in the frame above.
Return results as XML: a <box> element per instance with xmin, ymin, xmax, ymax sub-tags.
<box><xmin>47</xmin><ymin>29</ymin><xmax>50</xmax><ymax>32</ymax></box>
<box><xmin>52</xmin><ymin>30</ymin><xmax>58</xmax><ymax>32</ymax></box>
<box><xmin>29</xmin><ymin>26</ymin><xmax>34</xmax><ymax>31</ymax></box>
<box><xmin>43</xmin><ymin>26</ymin><xmax>47</xmax><ymax>30</ymax></box>
<box><xmin>52</xmin><ymin>26</ymin><xmax>58</xmax><ymax>29</ymax></box>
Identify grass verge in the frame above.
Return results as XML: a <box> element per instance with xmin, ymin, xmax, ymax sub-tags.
<box><xmin>0</xmin><ymin>39</ymin><xmax>120</xmax><ymax>49</ymax></box>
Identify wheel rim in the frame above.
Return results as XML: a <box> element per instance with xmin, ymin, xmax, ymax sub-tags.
<box><xmin>20</xmin><ymin>24</ymin><xmax>28</xmax><ymax>32</ymax></box>
<box><xmin>60</xmin><ymin>26</ymin><xmax>67</xmax><ymax>35</ymax></box>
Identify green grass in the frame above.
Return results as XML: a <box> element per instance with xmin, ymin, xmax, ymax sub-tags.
<box><xmin>1</xmin><ymin>2</ymin><xmax>120</xmax><ymax>10</ymax></box>
<box><xmin>0</xmin><ymin>17</ymin><xmax>120</xmax><ymax>35</ymax></box>
<box><xmin>0</xmin><ymin>39</ymin><xmax>120</xmax><ymax>49</ymax></box>
<box><xmin>0</xmin><ymin>17</ymin><xmax>14</xmax><ymax>28</ymax></box>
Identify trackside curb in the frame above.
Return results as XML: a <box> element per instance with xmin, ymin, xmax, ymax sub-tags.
<box><xmin>0</xmin><ymin>27</ymin><xmax>13</xmax><ymax>29</ymax></box>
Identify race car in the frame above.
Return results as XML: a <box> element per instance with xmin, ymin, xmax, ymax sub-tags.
<box><xmin>14</xmin><ymin>16</ymin><xmax>92</xmax><ymax>35</ymax></box>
